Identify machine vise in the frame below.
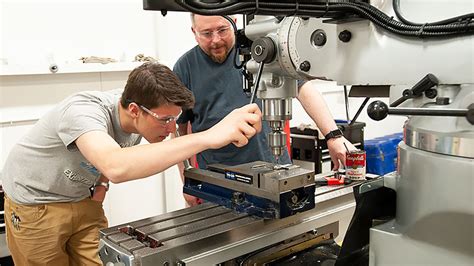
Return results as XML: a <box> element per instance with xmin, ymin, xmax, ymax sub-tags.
<box><xmin>183</xmin><ymin>161</ymin><xmax>315</xmax><ymax>219</ymax></box>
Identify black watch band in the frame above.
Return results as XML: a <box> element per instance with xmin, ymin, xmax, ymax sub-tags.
<box><xmin>324</xmin><ymin>128</ymin><xmax>343</xmax><ymax>141</ymax></box>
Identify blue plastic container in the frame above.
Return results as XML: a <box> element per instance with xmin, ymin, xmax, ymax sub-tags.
<box><xmin>364</xmin><ymin>133</ymin><xmax>402</xmax><ymax>175</ymax></box>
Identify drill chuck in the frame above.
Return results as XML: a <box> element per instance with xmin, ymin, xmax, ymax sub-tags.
<box><xmin>268</xmin><ymin>121</ymin><xmax>286</xmax><ymax>158</ymax></box>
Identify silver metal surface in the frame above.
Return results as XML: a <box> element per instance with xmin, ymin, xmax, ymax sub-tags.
<box><xmin>358</xmin><ymin>177</ymin><xmax>384</xmax><ymax>194</ymax></box>
<box><xmin>405</xmin><ymin>127</ymin><xmax>474</xmax><ymax>158</ymax></box>
<box><xmin>288</xmin><ymin>16</ymin><xmax>473</xmax><ymax>85</ymax></box>
<box><xmin>100</xmin><ymin>197</ymin><xmax>348</xmax><ymax>266</ymax></box>
<box><xmin>100</xmin><ymin>169</ymin><xmax>362</xmax><ymax>266</ymax></box>
<box><xmin>262</xmin><ymin>99</ymin><xmax>292</xmax><ymax>121</ymax></box>
<box><xmin>403</xmin><ymin>85</ymin><xmax>474</xmax><ymax>158</ymax></box>
<box><xmin>370</xmin><ymin>218</ymin><xmax>474</xmax><ymax>265</ymax></box>
<box><xmin>268</xmin><ymin>130</ymin><xmax>286</xmax><ymax>158</ymax></box>
<box><xmin>395</xmin><ymin>143</ymin><xmax>473</xmax><ymax>232</ymax></box>
<box><xmin>370</xmin><ymin>142</ymin><xmax>474</xmax><ymax>265</ymax></box>
<box><xmin>241</xmin><ymin>2</ymin><xmax>474</xmax><ymax>86</ymax></box>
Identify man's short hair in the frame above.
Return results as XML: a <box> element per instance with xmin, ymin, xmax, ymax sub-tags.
<box><xmin>190</xmin><ymin>13</ymin><xmax>235</xmax><ymax>27</ymax></box>
<box><xmin>121</xmin><ymin>62</ymin><xmax>194</xmax><ymax>109</ymax></box>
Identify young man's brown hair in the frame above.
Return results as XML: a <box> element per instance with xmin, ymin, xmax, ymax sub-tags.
<box><xmin>121</xmin><ymin>62</ymin><xmax>194</xmax><ymax>109</ymax></box>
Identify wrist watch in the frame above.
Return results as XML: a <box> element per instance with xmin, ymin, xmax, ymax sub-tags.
<box><xmin>324</xmin><ymin>128</ymin><xmax>343</xmax><ymax>141</ymax></box>
<box><xmin>93</xmin><ymin>181</ymin><xmax>110</xmax><ymax>191</ymax></box>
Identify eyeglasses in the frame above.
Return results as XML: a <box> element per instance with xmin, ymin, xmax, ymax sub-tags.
<box><xmin>196</xmin><ymin>26</ymin><xmax>232</xmax><ymax>40</ymax></box>
<box><xmin>139</xmin><ymin>105</ymin><xmax>182</xmax><ymax>126</ymax></box>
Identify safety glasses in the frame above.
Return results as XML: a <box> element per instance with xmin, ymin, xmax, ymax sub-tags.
<box><xmin>139</xmin><ymin>105</ymin><xmax>181</xmax><ymax>126</ymax></box>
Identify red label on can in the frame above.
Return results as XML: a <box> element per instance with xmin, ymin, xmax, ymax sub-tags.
<box><xmin>346</xmin><ymin>150</ymin><xmax>366</xmax><ymax>180</ymax></box>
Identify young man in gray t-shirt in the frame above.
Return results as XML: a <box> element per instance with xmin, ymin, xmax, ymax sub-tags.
<box><xmin>2</xmin><ymin>62</ymin><xmax>263</xmax><ymax>265</ymax></box>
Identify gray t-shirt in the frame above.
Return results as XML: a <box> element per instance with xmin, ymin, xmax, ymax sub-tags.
<box><xmin>2</xmin><ymin>89</ymin><xmax>141</xmax><ymax>204</ymax></box>
<box><xmin>173</xmin><ymin>46</ymin><xmax>291</xmax><ymax>169</ymax></box>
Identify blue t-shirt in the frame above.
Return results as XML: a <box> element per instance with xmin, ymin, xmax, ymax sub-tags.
<box><xmin>173</xmin><ymin>46</ymin><xmax>291</xmax><ymax>169</ymax></box>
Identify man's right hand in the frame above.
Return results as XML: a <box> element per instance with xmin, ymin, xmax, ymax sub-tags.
<box><xmin>205</xmin><ymin>103</ymin><xmax>262</xmax><ymax>149</ymax></box>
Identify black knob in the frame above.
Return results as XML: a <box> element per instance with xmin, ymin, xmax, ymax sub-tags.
<box><xmin>367</xmin><ymin>101</ymin><xmax>389</xmax><ymax>121</ymax></box>
<box><xmin>251</xmin><ymin>37</ymin><xmax>276</xmax><ymax>63</ymax></box>
<box><xmin>467</xmin><ymin>104</ymin><xmax>474</xmax><ymax>125</ymax></box>
<box><xmin>338</xmin><ymin>30</ymin><xmax>352</xmax><ymax>42</ymax></box>
<box><xmin>425</xmin><ymin>88</ymin><xmax>438</xmax><ymax>99</ymax></box>
<box><xmin>312</xmin><ymin>30</ymin><xmax>327</xmax><ymax>46</ymax></box>
<box><xmin>300</xmin><ymin>61</ymin><xmax>311</xmax><ymax>72</ymax></box>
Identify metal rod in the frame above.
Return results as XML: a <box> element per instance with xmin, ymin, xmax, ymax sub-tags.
<box><xmin>343</xmin><ymin>85</ymin><xmax>350</xmax><ymax>122</ymax></box>
<box><xmin>249</xmin><ymin>62</ymin><xmax>265</xmax><ymax>104</ymax></box>
<box><xmin>349</xmin><ymin>97</ymin><xmax>370</xmax><ymax>125</ymax></box>
<box><xmin>388</xmin><ymin>107</ymin><xmax>468</xmax><ymax>116</ymax></box>
<box><xmin>390</xmin><ymin>95</ymin><xmax>409</xmax><ymax>107</ymax></box>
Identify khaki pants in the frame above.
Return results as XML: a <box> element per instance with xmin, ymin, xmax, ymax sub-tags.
<box><xmin>4</xmin><ymin>196</ymin><xmax>108</xmax><ymax>266</ymax></box>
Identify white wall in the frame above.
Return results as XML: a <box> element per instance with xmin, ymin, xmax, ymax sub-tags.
<box><xmin>0</xmin><ymin>0</ymin><xmax>186</xmax><ymax>226</ymax></box>
<box><xmin>1</xmin><ymin>0</ymin><xmax>157</xmax><ymax>69</ymax></box>
<box><xmin>1</xmin><ymin>2</ymin><xmax>406</xmax><ymax>228</ymax></box>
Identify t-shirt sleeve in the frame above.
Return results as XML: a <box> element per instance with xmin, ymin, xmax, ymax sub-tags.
<box><xmin>297</xmin><ymin>79</ymin><xmax>307</xmax><ymax>88</ymax></box>
<box><xmin>173</xmin><ymin>58</ymin><xmax>194</xmax><ymax>124</ymax></box>
<box><xmin>57</xmin><ymin>101</ymin><xmax>109</xmax><ymax>150</ymax></box>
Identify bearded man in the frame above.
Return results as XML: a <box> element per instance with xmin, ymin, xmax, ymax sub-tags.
<box><xmin>173</xmin><ymin>14</ymin><xmax>355</xmax><ymax>206</ymax></box>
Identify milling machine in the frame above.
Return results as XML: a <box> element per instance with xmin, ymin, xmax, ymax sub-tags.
<box><xmin>100</xmin><ymin>1</ymin><xmax>474</xmax><ymax>265</ymax></box>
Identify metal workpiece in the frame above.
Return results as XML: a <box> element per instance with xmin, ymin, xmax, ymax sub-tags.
<box><xmin>100</xmin><ymin>200</ymin><xmax>344</xmax><ymax>266</ymax></box>
<box><xmin>183</xmin><ymin>161</ymin><xmax>315</xmax><ymax>219</ymax></box>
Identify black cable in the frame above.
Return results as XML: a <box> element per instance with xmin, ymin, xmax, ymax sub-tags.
<box><xmin>177</xmin><ymin>0</ymin><xmax>474</xmax><ymax>38</ymax></box>
<box><xmin>331</xmin><ymin>2</ymin><xmax>472</xmax><ymax>37</ymax></box>
<box><xmin>316</xmin><ymin>0</ymin><xmax>330</xmax><ymax>18</ymax></box>
<box><xmin>221</xmin><ymin>15</ymin><xmax>244</xmax><ymax>69</ymax></box>
<box><xmin>349</xmin><ymin>1</ymin><xmax>473</xmax><ymax>33</ymax></box>
<box><xmin>185</xmin><ymin>0</ymin><xmax>238</xmax><ymax>9</ymax></box>
<box><xmin>223</xmin><ymin>15</ymin><xmax>237</xmax><ymax>33</ymax></box>
<box><xmin>292</xmin><ymin>0</ymin><xmax>299</xmax><ymax>17</ymax></box>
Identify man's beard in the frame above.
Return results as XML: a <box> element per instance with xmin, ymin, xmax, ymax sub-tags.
<box><xmin>210</xmin><ymin>53</ymin><xmax>227</xmax><ymax>63</ymax></box>
<box><xmin>208</xmin><ymin>44</ymin><xmax>232</xmax><ymax>63</ymax></box>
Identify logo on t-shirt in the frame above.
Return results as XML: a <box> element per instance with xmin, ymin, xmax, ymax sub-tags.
<box><xmin>119</xmin><ymin>141</ymin><xmax>135</xmax><ymax>148</ymax></box>
<box><xmin>64</xmin><ymin>168</ymin><xmax>94</xmax><ymax>186</ymax></box>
